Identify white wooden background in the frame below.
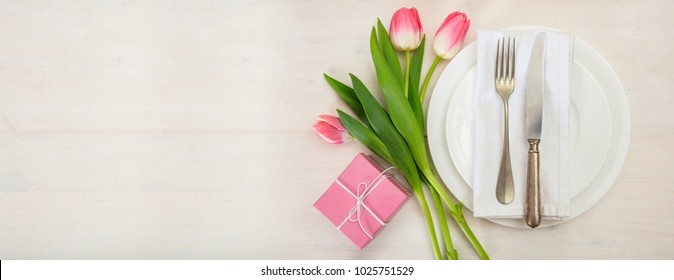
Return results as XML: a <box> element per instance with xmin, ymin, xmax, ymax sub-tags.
<box><xmin>0</xmin><ymin>0</ymin><xmax>672</xmax><ymax>259</ymax></box>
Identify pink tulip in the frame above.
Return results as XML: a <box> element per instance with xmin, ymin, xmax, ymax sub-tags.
<box><xmin>433</xmin><ymin>12</ymin><xmax>470</xmax><ymax>59</ymax></box>
<box><xmin>312</xmin><ymin>115</ymin><xmax>350</xmax><ymax>144</ymax></box>
<box><xmin>389</xmin><ymin>7</ymin><xmax>423</xmax><ymax>51</ymax></box>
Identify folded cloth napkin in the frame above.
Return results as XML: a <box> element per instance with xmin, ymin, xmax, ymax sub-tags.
<box><xmin>473</xmin><ymin>30</ymin><xmax>573</xmax><ymax>219</ymax></box>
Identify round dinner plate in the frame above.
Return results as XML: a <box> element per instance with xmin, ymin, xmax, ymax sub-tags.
<box><xmin>427</xmin><ymin>26</ymin><xmax>630</xmax><ymax>228</ymax></box>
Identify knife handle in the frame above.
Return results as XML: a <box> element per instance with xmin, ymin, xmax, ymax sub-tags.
<box><xmin>526</xmin><ymin>139</ymin><xmax>541</xmax><ymax>228</ymax></box>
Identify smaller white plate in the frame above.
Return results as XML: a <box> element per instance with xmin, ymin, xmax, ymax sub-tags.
<box><xmin>445</xmin><ymin>61</ymin><xmax>612</xmax><ymax>198</ymax></box>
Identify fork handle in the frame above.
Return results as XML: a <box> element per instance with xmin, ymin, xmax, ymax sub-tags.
<box><xmin>496</xmin><ymin>101</ymin><xmax>515</xmax><ymax>204</ymax></box>
<box><xmin>525</xmin><ymin>139</ymin><xmax>541</xmax><ymax>228</ymax></box>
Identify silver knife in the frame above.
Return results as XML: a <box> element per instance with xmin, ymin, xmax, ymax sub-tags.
<box><xmin>525</xmin><ymin>33</ymin><xmax>546</xmax><ymax>228</ymax></box>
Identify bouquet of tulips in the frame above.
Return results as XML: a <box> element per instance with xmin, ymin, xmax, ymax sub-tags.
<box><xmin>313</xmin><ymin>8</ymin><xmax>488</xmax><ymax>260</ymax></box>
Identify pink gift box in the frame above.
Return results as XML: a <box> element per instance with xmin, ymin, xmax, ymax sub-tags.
<box><xmin>314</xmin><ymin>153</ymin><xmax>411</xmax><ymax>249</ymax></box>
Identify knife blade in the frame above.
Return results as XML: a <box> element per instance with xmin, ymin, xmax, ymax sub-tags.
<box><xmin>525</xmin><ymin>32</ymin><xmax>546</xmax><ymax>228</ymax></box>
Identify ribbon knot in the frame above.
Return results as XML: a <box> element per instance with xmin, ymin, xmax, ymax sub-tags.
<box><xmin>335</xmin><ymin>167</ymin><xmax>394</xmax><ymax>239</ymax></box>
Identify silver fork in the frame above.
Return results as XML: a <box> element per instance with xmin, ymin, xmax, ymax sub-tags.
<box><xmin>495</xmin><ymin>37</ymin><xmax>516</xmax><ymax>205</ymax></box>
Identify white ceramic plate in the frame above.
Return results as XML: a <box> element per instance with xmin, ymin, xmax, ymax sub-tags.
<box><xmin>427</xmin><ymin>27</ymin><xmax>630</xmax><ymax>228</ymax></box>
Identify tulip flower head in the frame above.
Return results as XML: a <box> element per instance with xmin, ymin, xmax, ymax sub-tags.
<box><xmin>312</xmin><ymin>115</ymin><xmax>350</xmax><ymax>144</ymax></box>
<box><xmin>389</xmin><ymin>7</ymin><xmax>423</xmax><ymax>51</ymax></box>
<box><xmin>433</xmin><ymin>12</ymin><xmax>470</xmax><ymax>60</ymax></box>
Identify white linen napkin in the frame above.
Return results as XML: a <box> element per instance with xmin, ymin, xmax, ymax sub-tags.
<box><xmin>473</xmin><ymin>30</ymin><xmax>573</xmax><ymax>219</ymax></box>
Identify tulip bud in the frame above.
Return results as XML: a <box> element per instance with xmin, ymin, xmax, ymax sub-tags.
<box><xmin>389</xmin><ymin>7</ymin><xmax>423</xmax><ymax>51</ymax></box>
<box><xmin>312</xmin><ymin>115</ymin><xmax>350</xmax><ymax>144</ymax></box>
<box><xmin>433</xmin><ymin>12</ymin><xmax>470</xmax><ymax>59</ymax></box>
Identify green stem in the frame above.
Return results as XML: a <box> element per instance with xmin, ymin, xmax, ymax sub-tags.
<box><xmin>410</xmin><ymin>182</ymin><xmax>443</xmax><ymax>260</ymax></box>
<box><xmin>424</xmin><ymin>174</ymin><xmax>457</xmax><ymax>260</ymax></box>
<box><xmin>404</xmin><ymin>51</ymin><xmax>411</xmax><ymax>97</ymax></box>
<box><xmin>419</xmin><ymin>56</ymin><xmax>442</xmax><ymax>102</ymax></box>
<box><xmin>424</xmin><ymin>172</ymin><xmax>490</xmax><ymax>260</ymax></box>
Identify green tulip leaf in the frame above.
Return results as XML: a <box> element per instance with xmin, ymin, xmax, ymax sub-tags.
<box><xmin>376</xmin><ymin>19</ymin><xmax>404</xmax><ymax>86</ymax></box>
<box><xmin>409</xmin><ymin>36</ymin><xmax>425</xmax><ymax>96</ymax></box>
<box><xmin>407</xmin><ymin>36</ymin><xmax>426</xmax><ymax>130</ymax></box>
<box><xmin>349</xmin><ymin>74</ymin><xmax>420</xmax><ymax>186</ymax></box>
<box><xmin>324</xmin><ymin>73</ymin><xmax>369</xmax><ymax>125</ymax></box>
<box><xmin>336</xmin><ymin>110</ymin><xmax>392</xmax><ymax>164</ymax></box>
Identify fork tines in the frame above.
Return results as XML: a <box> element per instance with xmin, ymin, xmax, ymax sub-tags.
<box><xmin>495</xmin><ymin>37</ymin><xmax>516</xmax><ymax>83</ymax></box>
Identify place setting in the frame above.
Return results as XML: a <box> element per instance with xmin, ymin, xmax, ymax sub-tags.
<box><xmin>427</xmin><ymin>26</ymin><xmax>630</xmax><ymax>228</ymax></box>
